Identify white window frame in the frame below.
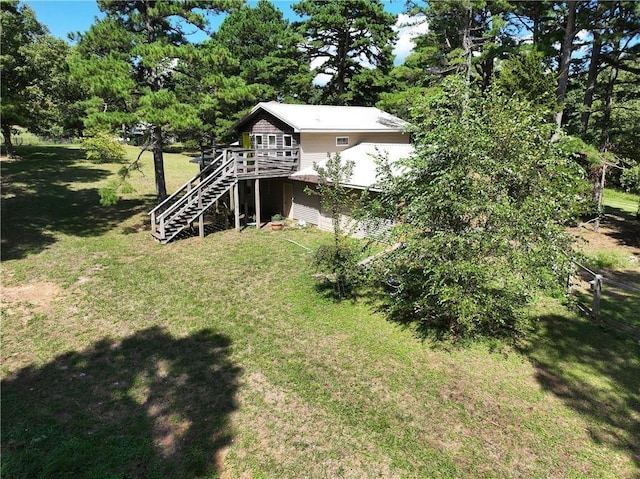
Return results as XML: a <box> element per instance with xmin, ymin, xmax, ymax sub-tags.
<box><xmin>267</xmin><ymin>134</ymin><xmax>277</xmax><ymax>156</ymax></box>
<box><xmin>336</xmin><ymin>136</ymin><xmax>349</xmax><ymax>146</ymax></box>
<box><xmin>255</xmin><ymin>134</ymin><xmax>265</xmax><ymax>149</ymax></box>
<box><xmin>283</xmin><ymin>135</ymin><xmax>293</xmax><ymax>156</ymax></box>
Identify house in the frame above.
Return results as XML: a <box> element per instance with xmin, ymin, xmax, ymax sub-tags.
<box><xmin>149</xmin><ymin>102</ymin><xmax>412</xmax><ymax>243</ymax></box>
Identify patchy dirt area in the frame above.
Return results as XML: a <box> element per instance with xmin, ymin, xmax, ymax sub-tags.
<box><xmin>0</xmin><ymin>282</ymin><xmax>64</xmax><ymax>319</ymax></box>
<box><xmin>571</xmin><ymin>213</ymin><xmax>640</xmax><ymax>261</ymax></box>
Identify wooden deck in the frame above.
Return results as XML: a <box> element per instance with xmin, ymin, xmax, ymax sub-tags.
<box><xmin>230</xmin><ymin>148</ymin><xmax>299</xmax><ymax>179</ymax></box>
<box><xmin>149</xmin><ymin>148</ymin><xmax>301</xmax><ymax>243</ymax></box>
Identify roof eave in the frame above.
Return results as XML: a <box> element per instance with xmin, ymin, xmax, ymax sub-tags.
<box><xmin>232</xmin><ymin>103</ymin><xmax>301</xmax><ymax>132</ymax></box>
<box><xmin>299</xmin><ymin>129</ymin><xmax>407</xmax><ymax>133</ymax></box>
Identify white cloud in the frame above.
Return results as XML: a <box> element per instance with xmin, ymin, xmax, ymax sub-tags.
<box><xmin>393</xmin><ymin>14</ymin><xmax>428</xmax><ymax>65</ymax></box>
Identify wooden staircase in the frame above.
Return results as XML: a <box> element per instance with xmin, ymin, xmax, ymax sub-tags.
<box><xmin>149</xmin><ymin>153</ymin><xmax>236</xmax><ymax>244</ymax></box>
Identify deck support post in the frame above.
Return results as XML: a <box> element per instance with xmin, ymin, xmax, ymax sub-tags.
<box><xmin>198</xmin><ymin>189</ymin><xmax>204</xmax><ymax>239</ymax></box>
<box><xmin>243</xmin><ymin>185</ymin><xmax>248</xmax><ymax>225</ymax></box>
<box><xmin>255</xmin><ymin>178</ymin><xmax>261</xmax><ymax>229</ymax></box>
<box><xmin>233</xmin><ymin>183</ymin><xmax>240</xmax><ymax>231</ymax></box>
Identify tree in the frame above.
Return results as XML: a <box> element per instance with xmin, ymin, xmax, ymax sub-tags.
<box><xmin>307</xmin><ymin>153</ymin><xmax>363</xmax><ymax>298</ymax></box>
<box><xmin>1</xmin><ymin>1</ymin><xmax>76</xmax><ymax>155</ymax></box>
<box><xmin>367</xmin><ymin>78</ymin><xmax>589</xmax><ymax>341</ymax></box>
<box><xmin>494</xmin><ymin>47</ymin><xmax>557</xmax><ymax>113</ymax></box>
<box><xmin>293</xmin><ymin>0</ymin><xmax>396</xmax><ymax>106</ymax></box>
<box><xmin>405</xmin><ymin>0</ymin><xmax>517</xmax><ymax>93</ymax></box>
<box><xmin>213</xmin><ymin>0</ymin><xmax>313</xmax><ymax>104</ymax></box>
<box><xmin>71</xmin><ymin>0</ymin><xmax>241</xmax><ymax>203</ymax></box>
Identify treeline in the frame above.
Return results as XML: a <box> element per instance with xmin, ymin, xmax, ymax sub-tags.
<box><xmin>2</xmin><ymin>0</ymin><xmax>639</xmax><ymax>182</ymax></box>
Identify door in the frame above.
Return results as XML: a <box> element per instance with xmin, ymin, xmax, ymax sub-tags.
<box><xmin>242</xmin><ymin>132</ymin><xmax>251</xmax><ymax>149</ymax></box>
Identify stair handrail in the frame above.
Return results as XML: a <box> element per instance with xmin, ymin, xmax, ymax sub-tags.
<box><xmin>155</xmin><ymin>155</ymin><xmax>235</xmax><ymax>224</ymax></box>
<box><xmin>148</xmin><ymin>151</ymin><xmax>226</xmax><ymax>217</ymax></box>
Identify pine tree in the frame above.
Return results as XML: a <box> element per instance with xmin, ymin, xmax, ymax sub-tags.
<box><xmin>71</xmin><ymin>0</ymin><xmax>241</xmax><ymax>203</ymax></box>
<box><xmin>293</xmin><ymin>0</ymin><xmax>396</xmax><ymax>106</ymax></box>
<box><xmin>213</xmin><ymin>0</ymin><xmax>313</xmax><ymax>104</ymax></box>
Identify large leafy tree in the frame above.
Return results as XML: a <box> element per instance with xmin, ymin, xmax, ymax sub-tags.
<box><xmin>1</xmin><ymin>1</ymin><xmax>76</xmax><ymax>155</ymax></box>
<box><xmin>72</xmin><ymin>0</ymin><xmax>241</xmax><ymax>203</ymax></box>
<box><xmin>367</xmin><ymin>78</ymin><xmax>589</xmax><ymax>341</ymax></box>
<box><xmin>293</xmin><ymin>0</ymin><xmax>396</xmax><ymax>106</ymax></box>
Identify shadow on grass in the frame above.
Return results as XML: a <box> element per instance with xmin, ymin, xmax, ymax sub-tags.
<box><xmin>1</xmin><ymin>327</ymin><xmax>241</xmax><ymax>479</ymax></box>
<box><xmin>574</xmin><ymin>267</ymin><xmax>640</xmax><ymax>332</ymax></box>
<box><xmin>600</xmin><ymin>207</ymin><xmax>640</xmax><ymax>249</ymax></box>
<box><xmin>1</xmin><ymin>145</ymin><xmax>154</xmax><ymax>260</ymax></box>
<box><xmin>525</xmin><ymin>313</ymin><xmax>640</xmax><ymax>469</ymax></box>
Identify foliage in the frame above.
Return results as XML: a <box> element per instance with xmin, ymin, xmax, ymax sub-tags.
<box><xmin>307</xmin><ymin>153</ymin><xmax>363</xmax><ymax>298</ymax></box>
<box><xmin>409</xmin><ymin>0</ymin><xmax>516</xmax><ymax>91</ymax></box>
<box><xmin>293</xmin><ymin>0</ymin><xmax>396</xmax><ymax>106</ymax></box>
<box><xmin>313</xmin><ymin>239</ymin><xmax>363</xmax><ymax>298</ymax></box>
<box><xmin>620</xmin><ymin>164</ymin><xmax>640</xmax><ymax>194</ymax></box>
<box><xmin>213</xmin><ymin>0</ymin><xmax>313</xmax><ymax>105</ymax></box>
<box><xmin>310</xmin><ymin>153</ymin><xmax>356</xmax><ymax>240</ymax></box>
<box><xmin>368</xmin><ymin>78</ymin><xmax>590</xmax><ymax>341</ymax></box>
<box><xmin>82</xmin><ymin>131</ymin><xmax>126</xmax><ymax>164</ymax></box>
<box><xmin>0</xmin><ymin>1</ymin><xmax>80</xmax><ymax>155</ymax></box>
<box><xmin>494</xmin><ymin>47</ymin><xmax>557</xmax><ymax>113</ymax></box>
<box><xmin>620</xmin><ymin>164</ymin><xmax>640</xmax><ymax>217</ymax></box>
<box><xmin>81</xmin><ymin>131</ymin><xmax>132</xmax><ymax>205</ymax></box>
<box><xmin>71</xmin><ymin>0</ymin><xmax>242</xmax><ymax>202</ymax></box>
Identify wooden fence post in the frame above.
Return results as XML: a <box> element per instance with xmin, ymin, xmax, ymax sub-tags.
<box><xmin>590</xmin><ymin>274</ymin><xmax>603</xmax><ymax>319</ymax></box>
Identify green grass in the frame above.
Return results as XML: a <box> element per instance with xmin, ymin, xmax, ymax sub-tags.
<box><xmin>10</xmin><ymin>127</ymin><xmax>43</xmax><ymax>146</ymax></box>
<box><xmin>2</xmin><ymin>145</ymin><xmax>639</xmax><ymax>478</ymax></box>
<box><xmin>604</xmin><ymin>188</ymin><xmax>639</xmax><ymax>215</ymax></box>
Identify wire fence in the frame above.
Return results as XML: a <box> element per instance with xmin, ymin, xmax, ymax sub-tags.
<box><xmin>571</xmin><ymin>260</ymin><xmax>640</xmax><ymax>340</ymax></box>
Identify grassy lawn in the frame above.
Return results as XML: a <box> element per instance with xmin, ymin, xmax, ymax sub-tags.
<box><xmin>603</xmin><ymin>188</ymin><xmax>639</xmax><ymax>216</ymax></box>
<box><xmin>573</xmin><ymin>188</ymin><xmax>640</xmax><ymax>332</ymax></box>
<box><xmin>2</xmin><ymin>145</ymin><xmax>639</xmax><ymax>478</ymax></box>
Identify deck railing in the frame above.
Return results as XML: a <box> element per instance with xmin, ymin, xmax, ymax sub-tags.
<box><xmin>230</xmin><ymin>148</ymin><xmax>300</xmax><ymax>177</ymax></box>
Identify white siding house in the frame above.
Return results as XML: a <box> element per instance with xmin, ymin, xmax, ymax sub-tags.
<box><xmin>232</xmin><ymin>102</ymin><xmax>412</xmax><ymax>233</ymax></box>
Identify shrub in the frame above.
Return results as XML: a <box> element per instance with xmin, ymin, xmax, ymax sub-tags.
<box><xmin>313</xmin><ymin>239</ymin><xmax>362</xmax><ymax>298</ymax></box>
<box><xmin>82</xmin><ymin>131</ymin><xmax>126</xmax><ymax>163</ymax></box>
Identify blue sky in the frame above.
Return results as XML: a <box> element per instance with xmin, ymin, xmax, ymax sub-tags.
<box><xmin>26</xmin><ymin>0</ymin><xmax>420</xmax><ymax>65</ymax></box>
<box><xmin>27</xmin><ymin>0</ymin><xmax>408</xmax><ymax>41</ymax></box>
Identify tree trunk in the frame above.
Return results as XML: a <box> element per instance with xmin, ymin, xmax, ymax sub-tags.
<box><xmin>152</xmin><ymin>125</ymin><xmax>168</xmax><ymax>203</ymax></box>
<box><xmin>581</xmin><ymin>31</ymin><xmax>602</xmax><ymax>135</ymax></box>
<box><xmin>479</xmin><ymin>56</ymin><xmax>493</xmax><ymax>93</ymax></box>
<box><xmin>601</xmin><ymin>63</ymin><xmax>618</xmax><ymax>148</ymax></box>
<box><xmin>461</xmin><ymin>5</ymin><xmax>473</xmax><ymax>109</ymax></box>
<box><xmin>2</xmin><ymin>123</ymin><xmax>15</xmax><ymax>158</ymax></box>
<box><xmin>554</xmin><ymin>0</ymin><xmax>577</xmax><ymax>136</ymax></box>
<box><xmin>335</xmin><ymin>33</ymin><xmax>349</xmax><ymax>105</ymax></box>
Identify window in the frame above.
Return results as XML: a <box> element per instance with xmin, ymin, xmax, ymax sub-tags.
<box><xmin>284</xmin><ymin>135</ymin><xmax>293</xmax><ymax>157</ymax></box>
<box><xmin>336</xmin><ymin>136</ymin><xmax>349</xmax><ymax>146</ymax></box>
<box><xmin>255</xmin><ymin>135</ymin><xmax>264</xmax><ymax>149</ymax></box>
<box><xmin>267</xmin><ymin>135</ymin><xmax>277</xmax><ymax>156</ymax></box>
